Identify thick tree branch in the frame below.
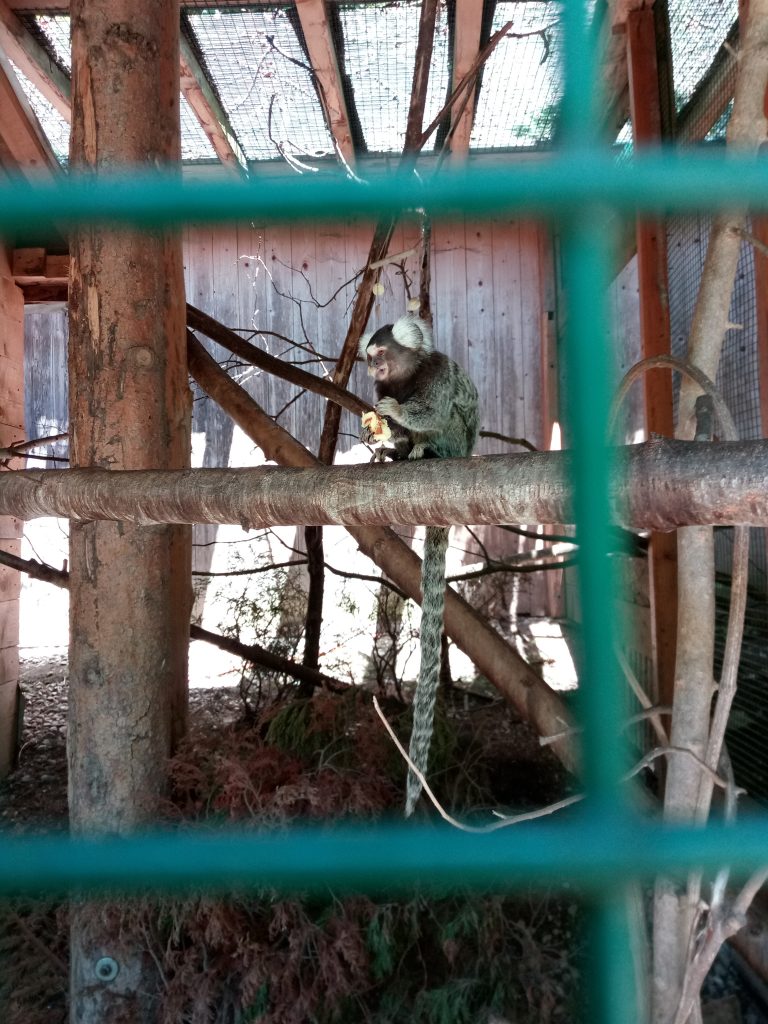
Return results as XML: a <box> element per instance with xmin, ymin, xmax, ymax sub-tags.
<box><xmin>187</xmin><ymin>306</ymin><xmax>369</xmax><ymax>417</ymax></box>
<box><xmin>2</xmin><ymin>437</ymin><xmax>767</xmax><ymax>532</ymax></box>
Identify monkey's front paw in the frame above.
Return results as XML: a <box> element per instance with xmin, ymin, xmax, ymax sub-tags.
<box><xmin>375</xmin><ymin>397</ymin><xmax>401</xmax><ymax>420</ymax></box>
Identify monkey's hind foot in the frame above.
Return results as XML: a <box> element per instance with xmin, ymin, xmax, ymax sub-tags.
<box><xmin>370</xmin><ymin>445</ymin><xmax>396</xmax><ymax>463</ymax></box>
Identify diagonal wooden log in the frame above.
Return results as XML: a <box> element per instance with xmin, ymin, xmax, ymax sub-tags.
<box><xmin>185</xmin><ymin>334</ymin><xmax>579</xmax><ymax>773</ymax></box>
<box><xmin>187</xmin><ymin>303</ymin><xmax>369</xmax><ymax>417</ymax></box>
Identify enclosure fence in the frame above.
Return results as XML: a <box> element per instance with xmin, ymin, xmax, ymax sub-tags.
<box><xmin>1</xmin><ymin>4</ymin><xmax>767</xmax><ymax>1021</ymax></box>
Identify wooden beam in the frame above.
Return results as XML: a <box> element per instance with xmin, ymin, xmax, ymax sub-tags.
<box><xmin>0</xmin><ymin>48</ymin><xmax>58</xmax><ymax>177</ymax></box>
<box><xmin>295</xmin><ymin>0</ymin><xmax>355</xmax><ymax>168</ymax></box>
<box><xmin>12</xmin><ymin>246</ymin><xmax>67</xmax><ymax>281</ymax></box>
<box><xmin>10</xmin><ymin>0</ymin><xmax>428</xmax><ymax>8</ymax></box>
<box><xmin>5</xmin><ymin>0</ymin><xmax>69</xmax><ymax>8</ymax></box>
<box><xmin>449</xmin><ymin>0</ymin><xmax>484</xmax><ymax>160</ymax></box>
<box><xmin>626</xmin><ymin>5</ymin><xmax>677</xmax><ymax>724</ymax></box>
<box><xmin>179</xmin><ymin>32</ymin><xmax>248</xmax><ymax>177</ymax></box>
<box><xmin>0</xmin><ymin>0</ymin><xmax>71</xmax><ymax>121</ymax></box>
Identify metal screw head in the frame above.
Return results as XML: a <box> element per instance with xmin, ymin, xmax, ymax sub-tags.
<box><xmin>94</xmin><ymin>956</ymin><xmax>119</xmax><ymax>982</ymax></box>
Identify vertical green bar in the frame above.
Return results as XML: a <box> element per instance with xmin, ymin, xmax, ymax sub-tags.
<box><xmin>560</xmin><ymin>0</ymin><xmax>625</xmax><ymax>814</ymax></box>
<box><xmin>560</xmin><ymin>3</ymin><xmax>637</xmax><ymax>1021</ymax></box>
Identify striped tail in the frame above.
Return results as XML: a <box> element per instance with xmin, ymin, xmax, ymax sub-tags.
<box><xmin>405</xmin><ymin>526</ymin><xmax>449</xmax><ymax>817</ymax></box>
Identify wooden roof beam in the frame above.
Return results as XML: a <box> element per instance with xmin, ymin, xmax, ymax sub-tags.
<box><xmin>449</xmin><ymin>0</ymin><xmax>484</xmax><ymax>160</ymax></box>
<box><xmin>601</xmin><ymin>0</ymin><xmax>648</xmax><ymax>137</ymax></box>
<box><xmin>14</xmin><ymin>250</ymin><xmax>68</xmax><ymax>306</ymax></box>
<box><xmin>3</xmin><ymin>6</ymin><xmax>249</xmax><ymax>177</ymax></box>
<box><xmin>295</xmin><ymin>0</ymin><xmax>355</xmax><ymax>168</ymax></box>
<box><xmin>12</xmin><ymin>246</ymin><xmax>68</xmax><ymax>283</ymax></box>
<box><xmin>0</xmin><ymin>48</ymin><xmax>59</xmax><ymax>178</ymax></box>
<box><xmin>179</xmin><ymin>32</ymin><xmax>248</xmax><ymax>177</ymax></box>
<box><xmin>0</xmin><ymin>0</ymin><xmax>70</xmax><ymax>121</ymax></box>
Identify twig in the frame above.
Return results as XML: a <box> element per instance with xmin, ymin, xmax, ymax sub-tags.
<box><xmin>372</xmin><ymin>695</ymin><xmax>583</xmax><ymax>830</ymax></box>
<box><xmin>479</xmin><ymin>429</ymin><xmax>538</xmax><ymax>452</ymax></box>
<box><xmin>673</xmin><ymin>868</ymin><xmax>768</xmax><ymax>1024</ymax></box>
<box><xmin>623</xmin><ymin>706</ymin><xmax>673</xmax><ymax>729</ymax></box>
<box><xmin>325</xmin><ymin>562</ymin><xmax>408</xmax><ymax>601</ymax></box>
<box><xmin>447</xmin><ymin>553</ymin><xmax>577</xmax><ymax>583</ymax></box>
<box><xmin>733</xmin><ymin>224</ymin><xmax>768</xmax><ymax>258</ymax></box>
<box><xmin>615</xmin><ymin>645</ymin><xmax>669</xmax><ymax>746</ymax></box>
<box><xmin>369</xmin><ymin>248</ymin><xmax>418</xmax><ymax>271</ymax></box>
<box><xmin>623</xmin><ymin>746</ymin><xmax>744</xmax><ymax>795</ymax></box>
<box><xmin>193</xmin><ymin>558</ymin><xmax>308</xmax><ymax>578</ymax></box>
<box><xmin>0</xmin><ymin>432</ymin><xmax>68</xmax><ymax>458</ymax></box>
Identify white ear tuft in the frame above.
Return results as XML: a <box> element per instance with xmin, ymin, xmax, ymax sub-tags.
<box><xmin>391</xmin><ymin>314</ymin><xmax>433</xmax><ymax>354</ymax></box>
<box><xmin>358</xmin><ymin>332</ymin><xmax>373</xmax><ymax>358</ymax></box>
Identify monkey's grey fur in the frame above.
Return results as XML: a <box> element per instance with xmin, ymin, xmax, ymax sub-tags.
<box><xmin>360</xmin><ymin>314</ymin><xmax>478</xmax><ymax>815</ymax></box>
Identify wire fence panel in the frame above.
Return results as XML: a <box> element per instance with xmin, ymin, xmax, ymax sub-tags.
<box><xmin>3</xmin><ymin>4</ymin><xmax>768</xmax><ymax>1022</ymax></box>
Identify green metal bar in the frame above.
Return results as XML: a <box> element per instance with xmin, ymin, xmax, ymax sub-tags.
<box><xmin>586</xmin><ymin>895</ymin><xmax>641</xmax><ymax>1023</ymax></box>
<box><xmin>560</xmin><ymin>214</ymin><xmax>624</xmax><ymax>806</ymax></box>
<box><xmin>560</xmin><ymin>7</ymin><xmax>638</xmax><ymax>1019</ymax></box>
<box><xmin>0</xmin><ymin>154</ymin><xmax>767</xmax><ymax>230</ymax></box>
<box><xmin>0</xmin><ymin>818</ymin><xmax>767</xmax><ymax>896</ymax></box>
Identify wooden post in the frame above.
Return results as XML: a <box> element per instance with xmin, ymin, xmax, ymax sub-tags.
<box><xmin>626</xmin><ymin>7</ymin><xmax>678</xmax><ymax>718</ymax></box>
<box><xmin>68</xmin><ymin>1</ymin><xmax>191</xmax><ymax>1020</ymax></box>
<box><xmin>0</xmin><ymin>246</ymin><xmax>24</xmax><ymax>779</ymax></box>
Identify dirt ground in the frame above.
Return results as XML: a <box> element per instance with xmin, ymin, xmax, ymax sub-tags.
<box><xmin>0</xmin><ymin>654</ymin><xmax>245</xmax><ymax>832</ymax></box>
<box><xmin>3</xmin><ymin>657</ymin><xmax>767</xmax><ymax>1024</ymax></box>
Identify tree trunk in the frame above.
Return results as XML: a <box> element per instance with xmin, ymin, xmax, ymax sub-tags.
<box><xmin>68</xmin><ymin>2</ymin><xmax>191</xmax><ymax>1021</ymax></box>
<box><xmin>652</xmin><ymin>4</ymin><xmax>768</xmax><ymax>1021</ymax></box>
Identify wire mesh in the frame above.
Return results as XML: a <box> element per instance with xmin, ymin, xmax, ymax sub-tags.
<box><xmin>24</xmin><ymin>12</ymin><xmax>71</xmax><ymax>73</ymax></box>
<box><xmin>471</xmin><ymin>1</ymin><xmax>563</xmax><ymax>150</ymax></box>
<box><xmin>6</xmin><ymin>59</ymin><xmax>69</xmax><ymax>165</ymax></box>
<box><xmin>667</xmin><ymin>0</ymin><xmax>737</xmax><ymax>112</ymax></box>
<box><xmin>335</xmin><ymin>0</ymin><xmax>451</xmax><ymax>154</ymax></box>
<box><xmin>657</xmin><ymin>205</ymin><xmax>768</xmax><ymax>806</ymax></box>
<box><xmin>186</xmin><ymin>6</ymin><xmax>334</xmax><ymax>163</ymax></box>
<box><xmin>18</xmin><ymin>12</ymin><xmax>222</xmax><ymax>163</ymax></box>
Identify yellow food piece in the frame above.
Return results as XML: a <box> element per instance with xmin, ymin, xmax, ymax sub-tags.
<box><xmin>361</xmin><ymin>410</ymin><xmax>392</xmax><ymax>442</ymax></box>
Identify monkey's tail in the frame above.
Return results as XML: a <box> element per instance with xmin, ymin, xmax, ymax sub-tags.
<box><xmin>405</xmin><ymin>525</ymin><xmax>449</xmax><ymax>817</ymax></box>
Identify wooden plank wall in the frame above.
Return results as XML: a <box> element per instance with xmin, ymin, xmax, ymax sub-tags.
<box><xmin>0</xmin><ymin>248</ymin><xmax>25</xmax><ymax>777</ymax></box>
<box><xmin>22</xmin><ymin>218</ymin><xmax>551</xmax><ymax>618</ymax></box>
<box><xmin>183</xmin><ymin>217</ymin><xmax>551</xmax><ymax>614</ymax></box>
<box><xmin>183</xmin><ymin>217</ymin><xmax>547</xmax><ymax>459</ymax></box>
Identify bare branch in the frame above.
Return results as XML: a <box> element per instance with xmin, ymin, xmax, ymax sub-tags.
<box><xmin>372</xmin><ymin>695</ymin><xmax>583</xmax><ymax>829</ymax></box>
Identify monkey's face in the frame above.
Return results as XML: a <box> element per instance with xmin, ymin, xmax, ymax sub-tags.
<box><xmin>365</xmin><ymin>338</ymin><xmax>419</xmax><ymax>385</ymax></box>
<box><xmin>365</xmin><ymin>344</ymin><xmax>395</xmax><ymax>383</ymax></box>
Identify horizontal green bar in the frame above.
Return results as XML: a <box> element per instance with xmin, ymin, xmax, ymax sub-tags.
<box><xmin>0</xmin><ymin>151</ymin><xmax>765</xmax><ymax>232</ymax></box>
<box><xmin>1</xmin><ymin>815</ymin><xmax>767</xmax><ymax>897</ymax></box>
